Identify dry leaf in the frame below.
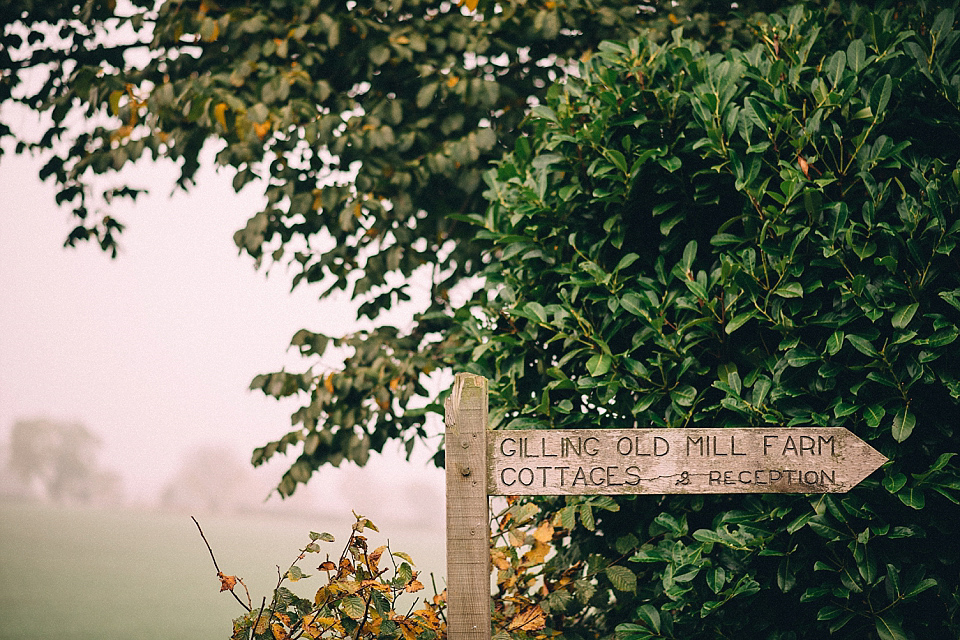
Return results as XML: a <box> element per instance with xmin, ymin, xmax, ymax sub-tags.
<box><xmin>218</xmin><ymin>572</ymin><xmax>238</xmax><ymax>592</ymax></box>
<box><xmin>506</xmin><ymin>605</ymin><xmax>547</xmax><ymax>632</ymax></box>
<box><xmin>318</xmin><ymin>560</ymin><xmax>337</xmax><ymax>571</ymax></box>
<box><xmin>491</xmin><ymin>548</ymin><xmax>512</xmax><ymax>570</ymax></box>
<box><xmin>369</xmin><ymin>544</ymin><xmax>387</xmax><ymax>572</ymax></box>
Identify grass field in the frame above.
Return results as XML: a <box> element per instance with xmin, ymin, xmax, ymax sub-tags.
<box><xmin>0</xmin><ymin>500</ymin><xmax>446</xmax><ymax>640</ymax></box>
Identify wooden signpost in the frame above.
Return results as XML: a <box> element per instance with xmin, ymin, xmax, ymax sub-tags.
<box><xmin>444</xmin><ymin>373</ymin><xmax>888</xmax><ymax>639</ymax></box>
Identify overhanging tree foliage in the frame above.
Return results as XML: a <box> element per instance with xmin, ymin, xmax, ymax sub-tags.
<box><xmin>1</xmin><ymin>0</ymin><xmax>781</xmax><ymax>495</ymax></box>
<box><xmin>5</xmin><ymin>0</ymin><xmax>960</xmax><ymax>638</ymax></box>
<box><xmin>458</xmin><ymin>3</ymin><xmax>960</xmax><ymax>638</ymax></box>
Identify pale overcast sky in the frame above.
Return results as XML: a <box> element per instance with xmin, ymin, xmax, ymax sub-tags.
<box><xmin>0</xmin><ymin>142</ymin><xmax>446</xmax><ymax>508</ymax></box>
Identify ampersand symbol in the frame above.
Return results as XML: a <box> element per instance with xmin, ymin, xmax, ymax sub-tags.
<box><xmin>675</xmin><ymin>471</ymin><xmax>691</xmax><ymax>486</ymax></box>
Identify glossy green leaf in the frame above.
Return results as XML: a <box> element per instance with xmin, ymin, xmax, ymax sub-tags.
<box><xmin>586</xmin><ymin>353</ymin><xmax>612</xmax><ymax>377</ymax></box>
<box><xmin>875</xmin><ymin>614</ymin><xmax>908</xmax><ymax>640</ymax></box>
<box><xmin>891</xmin><ymin>303</ymin><xmax>919</xmax><ymax>329</ymax></box>
<box><xmin>892</xmin><ymin>407</ymin><xmax>916</xmax><ymax>442</ymax></box>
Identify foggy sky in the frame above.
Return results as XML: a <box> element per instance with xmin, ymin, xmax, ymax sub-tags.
<box><xmin>0</xmin><ymin>146</ymin><xmax>445</xmax><ymax>506</ymax></box>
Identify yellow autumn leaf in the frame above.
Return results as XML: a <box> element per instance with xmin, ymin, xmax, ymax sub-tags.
<box><xmin>395</xmin><ymin>618</ymin><xmax>421</xmax><ymax>640</ymax></box>
<box><xmin>457</xmin><ymin>0</ymin><xmax>479</xmax><ymax>10</ymax></box>
<box><xmin>522</xmin><ymin>540</ymin><xmax>550</xmax><ymax>566</ymax></box>
<box><xmin>339</xmin><ymin>579</ymin><xmax>363</xmax><ymax>595</ymax></box>
<box><xmin>323</xmin><ymin>373</ymin><xmax>334</xmax><ymax>393</ymax></box>
<box><xmin>491</xmin><ymin>548</ymin><xmax>512</xmax><ymax>570</ymax></box>
<box><xmin>413</xmin><ymin>607</ymin><xmax>441</xmax><ymax>628</ymax></box>
<box><xmin>213</xmin><ymin>102</ymin><xmax>228</xmax><ymax>130</ymax></box>
<box><xmin>302</xmin><ymin>614</ymin><xmax>341</xmax><ymax>639</ymax></box>
<box><xmin>109</xmin><ymin>89</ymin><xmax>124</xmax><ymax>116</ymax></box>
<box><xmin>533</xmin><ymin>519</ymin><xmax>554</xmax><ymax>543</ymax></box>
<box><xmin>360</xmin><ymin>578</ymin><xmax>382</xmax><ymax>588</ymax></box>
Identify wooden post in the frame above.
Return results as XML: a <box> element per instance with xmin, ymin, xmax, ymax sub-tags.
<box><xmin>445</xmin><ymin>373</ymin><xmax>491</xmax><ymax>640</ymax></box>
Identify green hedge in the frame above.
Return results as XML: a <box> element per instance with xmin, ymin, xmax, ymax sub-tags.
<box><xmin>456</xmin><ymin>3</ymin><xmax>960</xmax><ymax>638</ymax></box>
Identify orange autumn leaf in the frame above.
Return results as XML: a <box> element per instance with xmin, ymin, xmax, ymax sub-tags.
<box><xmin>798</xmin><ymin>154</ymin><xmax>811</xmax><ymax>178</ymax></box>
<box><xmin>318</xmin><ymin>560</ymin><xmax>337</xmax><ymax>571</ymax></box>
<box><xmin>213</xmin><ymin>102</ymin><xmax>228</xmax><ymax>130</ymax></box>
<box><xmin>368</xmin><ymin>544</ymin><xmax>387</xmax><ymax>573</ymax></box>
<box><xmin>506</xmin><ymin>605</ymin><xmax>547</xmax><ymax>632</ymax></box>
<box><xmin>253</xmin><ymin>120</ymin><xmax>272</xmax><ymax>140</ymax></box>
<box><xmin>457</xmin><ymin>0</ymin><xmax>479</xmax><ymax>11</ymax></box>
<box><xmin>218</xmin><ymin>572</ymin><xmax>238</xmax><ymax>592</ymax></box>
<box><xmin>324</xmin><ymin>373</ymin><xmax>334</xmax><ymax>393</ymax></box>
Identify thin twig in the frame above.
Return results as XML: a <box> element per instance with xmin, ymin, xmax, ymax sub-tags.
<box><xmin>353</xmin><ymin>541</ymin><xmax>376</xmax><ymax>640</ymax></box>
<box><xmin>251</xmin><ymin>596</ymin><xmax>267</xmax><ymax>640</ymax></box>
<box><xmin>191</xmin><ymin>516</ymin><xmax>252</xmax><ymax>612</ymax></box>
<box><xmin>430</xmin><ymin>573</ymin><xmax>447</xmax><ymax>624</ymax></box>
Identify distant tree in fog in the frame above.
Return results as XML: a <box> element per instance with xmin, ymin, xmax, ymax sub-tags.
<box><xmin>159</xmin><ymin>445</ymin><xmax>264</xmax><ymax>514</ymax></box>
<box><xmin>7</xmin><ymin>418</ymin><xmax>123</xmax><ymax>504</ymax></box>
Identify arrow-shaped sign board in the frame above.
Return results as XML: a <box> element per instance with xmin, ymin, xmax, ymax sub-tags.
<box><xmin>488</xmin><ymin>428</ymin><xmax>887</xmax><ymax>495</ymax></box>
<box><xmin>444</xmin><ymin>375</ymin><xmax>890</xmax><ymax>640</ymax></box>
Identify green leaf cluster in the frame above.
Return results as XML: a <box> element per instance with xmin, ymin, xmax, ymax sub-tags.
<box><xmin>3</xmin><ymin>0</ymin><xmax>785</xmax><ymax>492</ymax></box>
<box><xmin>461</xmin><ymin>3</ymin><xmax>960</xmax><ymax>638</ymax></box>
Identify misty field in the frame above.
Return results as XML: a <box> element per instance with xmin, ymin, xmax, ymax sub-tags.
<box><xmin>0</xmin><ymin>500</ymin><xmax>446</xmax><ymax>640</ymax></box>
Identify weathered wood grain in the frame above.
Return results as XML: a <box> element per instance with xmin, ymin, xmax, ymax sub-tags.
<box><xmin>445</xmin><ymin>373</ymin><xmax>491</xmax><ymax>640</ymax></box>
<box><xmin>487</xmin><ymin>428</ymin><xmax>887</xmax><ymax>495</ymax></box>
